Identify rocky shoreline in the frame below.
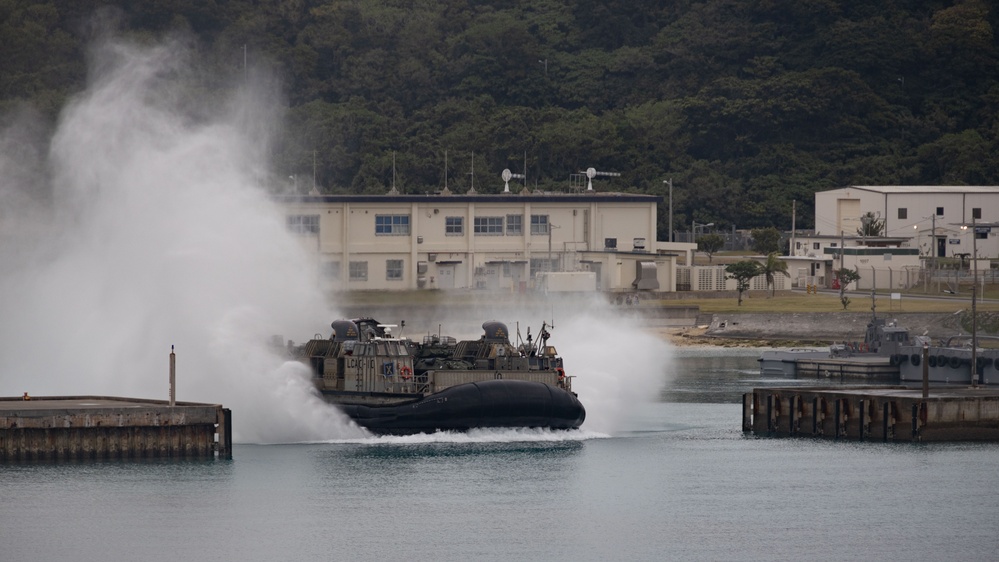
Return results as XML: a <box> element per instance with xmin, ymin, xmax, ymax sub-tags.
<box><xmin>653</xmin><ymin>326</ymin><xmax>824</xmax><ymax>348</ymax></box>
<box><xmin>654</xmin><ymin>311</ymin><xmax>970</xmax><ymax>348</ymax></box>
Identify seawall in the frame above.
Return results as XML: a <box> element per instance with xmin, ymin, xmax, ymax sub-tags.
<box><xmin>706</xmin><ymin>312</ymin><xmax>965</xmax><ymax>342</ymax></box>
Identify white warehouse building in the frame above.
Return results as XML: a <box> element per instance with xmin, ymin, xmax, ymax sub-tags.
<box><xmin>276</xmin><ymin>191</ymin><xmax>695</xmax><ymax>292</ymax></box>
<box><xmin>814</xmin><ymin>185</ymin><xmax>999</xmax><ymax>260</ymax></box>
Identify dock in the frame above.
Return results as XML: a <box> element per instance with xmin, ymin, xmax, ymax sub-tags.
<box><xmin>743</xmin><ymin>386</ymin><xmax>999</xmax><ymax>442</ymax></box>
<box><xmin>794</xmin><ymin>356</ymin><xmax>898</xmax><ymax>379</ymax></box>
<box><xmin>0</xmin><ymin>395</ymin><xmax>232</xmax><ymax>462</ymax></box>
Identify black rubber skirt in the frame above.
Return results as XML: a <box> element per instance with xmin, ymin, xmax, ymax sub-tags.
<box><xmin>340</xmin><ymin>379</ymin><xmax>586</xmax><ymax>435</ymax></box>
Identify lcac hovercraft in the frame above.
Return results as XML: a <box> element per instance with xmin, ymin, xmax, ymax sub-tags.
<box><xmin>289</xmin><ymin>318</ymin><xmax>585</xmax><ymax>435</ymax></box>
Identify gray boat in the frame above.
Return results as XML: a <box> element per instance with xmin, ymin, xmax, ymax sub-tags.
<box><xmin>758</xmin><ymin>317</ymin><xmax>914</xmax><ymax>377</ymax></box>
<box><xmin>894</xmin><ymin>335</ymin><xmax>999</xmax><ymax>385</ymax></box>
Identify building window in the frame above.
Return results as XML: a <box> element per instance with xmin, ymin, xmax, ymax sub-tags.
<box><xmin>287</xmin><ymin>215</ymin><xmax>319</xmax><ymax>234</ymax></box>
<box><xmin>530</xmin><ymin>257</ymin><xmax>558</xmax><ymax>276</ymax></box>
<box><xmin>973</xmin><ymin>208</ymin><xmax>982</xmax><ymax>220</ymax></box>
<box><xmin>503</xmin><ymin>262</ymin><xmax>511</xmax><ymax>277</ymax></box>
<box><xmin>445</xmin><ymin>216</ymin><xmax>463</xmax><ymax>235</ymax></box>
<box><xmin>506</xmin><ymin>214</ymin><xmax>523</xmax><ymax>235</ymax></box>
<box><xmin>474</xmin><ymin>216</ymin><xmax>503</xmax><ymax>235</ymax></box>
<box><xmin>375</xmin><ymin>215</ymin><xmax>410</xmax><ymax>235</ymax></box>
<box><xmin>795</xmin><ymin>242</ymin><xmax>801</xmax><ymax>250</ymax></box>
<box><xmin>386</xmin><ymin>259</ymin><xmax>403</xmax><ymax>280</ymax></box>
<box><xmin>936</xmin><ymin>207</ymin><xmax>944</xmax><ymax>216</ymax></box>
<box><xmin>976</xmin><ymin>231</ymin><xmax>988</xmax><ymax>240</ymax></box>
<box><xmin>322</xmin><ymin>261</ymin><xmax>341</xmax><ymax>280</ymax></box>
<box><xmin>530</xmin><ymin>214</ymin><xmax>549</xmax><ymax>235</ymax></box>
<box><xmin>897</xmin><ymin>208</ymin><xmax>907</xmax><ymax>220</ymax></box>
<box><xmin>813</xmin><ymin>242</ymin><xmax>820</xmax><ymax>250</ymax></box>
<box><xmin>349</xmin><ymin>261</ymin><xmax>368</xmax><ymax>281</ymax></box>
<box><xmin>830</xmin><ymin>243</ymin><xmax>837</xmax><ymax>247</ymax></box>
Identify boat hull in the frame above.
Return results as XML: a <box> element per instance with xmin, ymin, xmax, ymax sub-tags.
<box><xmin>897</xmin><ymin>346</ymin><xmax>999</xmax><ymax>384</ymax></box>
<box><xmin>759</xmin><ymin>349</ymin><xmax>831</xmax><ymax>376</ymax></box>
<box><xmin>337</xmin><ymin>379</ymin><xmax>586</xmax><ymax>435</ymax></box>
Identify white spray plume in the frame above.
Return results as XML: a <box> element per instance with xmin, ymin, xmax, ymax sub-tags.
<box><xmin>353</xmin><ymin>294</ymin><xmax>674</xmax><ymax>437</ymax></box>
<box><xmin>556</xmin><ymin>305</ymin><xmax>673</xmax><ymax>434</ymax></box>
<box><xmin>0</xmin><ymin>34</ymin><xmax>365</xmax><ymax>442</ymax></box>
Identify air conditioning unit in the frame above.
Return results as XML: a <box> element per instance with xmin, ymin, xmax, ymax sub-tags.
<box><xmin>428</xmin><ymin>253</ymin><xmax>437</xmax><ymax>262</ymax></box>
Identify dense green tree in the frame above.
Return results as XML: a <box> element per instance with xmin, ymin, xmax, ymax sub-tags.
<box><xmin>697</xmin><ymin>233</ymin><xmax>724</xmax><ymax>263</ymax></box>
<box><xmin>835</xmin><ymin>267</ymin><xmax>862</xmax><ymax>310</ymax></box>
<box><xmin>2</xmin><ymin>0</ymin><xmax>999</xmax><ymax>230</ymax></box>
<box><xmin>750</xmin><ymin>227</ymin><xmax>782</xmax><ymax>255</ymax></box>
<box><xmin>725</xmin><ymin>260</ymin><xmax>763</xmax><ymax>306</ymax></box>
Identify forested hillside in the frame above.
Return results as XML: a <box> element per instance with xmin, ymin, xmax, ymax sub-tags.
<box><xmin>2</xmin><ymin>0</ymin><xmax>998</xmax><ymax>236</ymax></box>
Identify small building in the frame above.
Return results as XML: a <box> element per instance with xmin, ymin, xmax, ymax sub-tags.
<box><xmin>788</xmin><ymin>233</ymin><xmax>919</xmax><ymax>289</ymax></box>
<box><xmin>825</xmin><ymin>246</ymin><xmax>922</xmax><ymax>290</ymax></box>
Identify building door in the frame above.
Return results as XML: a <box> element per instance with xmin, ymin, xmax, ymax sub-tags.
<box><xmin>590</xmin><ymin>263</ymin><xmax>602</xmax><ymax>290</ymax></box>
<box><xmin>437</xmin><ymin>265</ymin><xmax>455</xmax><ymax>289</ymax></box>
<box><xmin>836</xmin><ymin>199</ymin><xmax>861</xmax><ymax>236</ymax></box>
<box><xmin>936</xmin><ymin>236</ymin><xmax>946</xmax><ymax>258</ymax></box>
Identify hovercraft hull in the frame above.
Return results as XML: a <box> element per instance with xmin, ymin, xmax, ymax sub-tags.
<box><xmin>339</xmin><ymin>379</ymin><xmax>586</xmax><ymax>435</ymax></box>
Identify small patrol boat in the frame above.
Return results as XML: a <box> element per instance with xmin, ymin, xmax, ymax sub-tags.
<box><xmin>290</xmin><ymin>318</ymin><xmax>585</xmax><ymax>434</ymax></box>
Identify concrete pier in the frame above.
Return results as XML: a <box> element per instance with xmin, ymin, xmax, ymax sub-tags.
<box><xmin>743</xmin><ymin>386</ymin><xmax>999</xmax><ymax>442</ymax></box>
<box><xmin>0</xmin><ymin>396</ymin><xmax>232</xmax><ymax>462</ymax></box>
<box><xmin>791</xmin><ymin>356</ymin><xmax>898</xmax><ymax>380</ymax></box>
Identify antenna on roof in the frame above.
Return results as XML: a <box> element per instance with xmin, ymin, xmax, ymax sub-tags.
<box><xmin>501</xmin><ymin>168</ymin><xmax>525</xmax><ymax>193</ymax></box>
<box><xmin>467</xmin><ymin>152</ymin><xmax>476</xmax><ymax>194</ymax></box>
<box><xmin>523</xmin><ymin>152</ymin><xmax>528</xmax><ymax>189</ymax></box>
<box><xmin>580</xmin><ymin>167</ymin><xmax>622</xmax><ymax>191</ymax></box>
<box><xmin>388</xmin><ymin>151</ymin><xmax>399</xmax><ymax>195</ymax></box>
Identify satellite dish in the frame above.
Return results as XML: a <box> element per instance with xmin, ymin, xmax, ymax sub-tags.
<box><xmin>502</xmin><ymin>169</ymin><xmax>512</xmax><ymax>182</ymax></box>
<box><xmin>586</xmin><ymin>167</ymin><xmax>596</xmax><ymax>179</ymax></box>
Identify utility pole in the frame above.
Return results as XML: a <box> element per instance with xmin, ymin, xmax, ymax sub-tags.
<box><xmin>791</xmin><ymin>200</ymin><xmax>796</xmax><ymax>256</ymax></box>
<box><xmin>972</xmin><ymin>215</ymin><xmax>979</xmax><ymax>387</ymax></box>
<box><xmin>839</xmin><ymin>230</ymin><xmax>845</xmax><ymax>271</ymax></box>
<box><xmin>932</xmin><ymin>213</ymin><xmax>938</xmax><ymax>293</ymax></box>
<box><xmin>663</xmin><ymin>179</ymin><xmax>673</xmax><ymax>242</ymax></box>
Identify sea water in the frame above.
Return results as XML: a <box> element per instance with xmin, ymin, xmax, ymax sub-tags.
<box><xmin>2</xmin><ymin>349</ymin><xmax>997</xmax><ymax>562</ymax></box>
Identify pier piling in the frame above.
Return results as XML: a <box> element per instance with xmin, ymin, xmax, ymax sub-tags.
<box><xmin>1</xmin><ymin>396</ymin><xmax>233</xmax><ymax>462</ymax></box>
<box><xmin>744</xmin><ymin>386</ymin><xmax>999</xmax><ymax>442</ymax></box>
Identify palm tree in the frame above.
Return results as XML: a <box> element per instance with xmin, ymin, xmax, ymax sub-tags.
<box><xmin>856</xmin><ymin>212</ymin><xmax>885</xmax><ymax>237</ymax></box>
<box><xmin>761</xmin><ymin>252</ymin><xmax>789</xmax><ymax>297</ymax></box>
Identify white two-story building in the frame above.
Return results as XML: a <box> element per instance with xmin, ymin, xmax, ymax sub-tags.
<box><xmin>276</xmin><ymin>189</ymin><xmax>695</xmax><ymax>292</ymax></box>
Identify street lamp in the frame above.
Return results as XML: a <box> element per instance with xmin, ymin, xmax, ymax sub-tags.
<box><xmin>663</xmin><ymin>178</ymin><xmax>673</xmax><ymax>242</ymax></box>
<box><xmin>693</xmin><ymin>221</ymin><xmax>714</xmax><ymax>242</ymax></box>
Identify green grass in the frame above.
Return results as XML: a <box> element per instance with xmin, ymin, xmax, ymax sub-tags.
<box><xmin>657</xmin><ymin>291</ymin><xmax>999</xmax><ymax>314</ymax></box>
<box><xmin>335</xmin><ymin>288</ymin><xmax>999</xmax><ymax>315</ymax></box>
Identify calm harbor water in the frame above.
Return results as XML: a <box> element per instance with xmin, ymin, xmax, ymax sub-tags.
<box><xmin>3</xmin><ymin>348</ymin><xmax>998</xmax><ymax>562</ymax></box>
